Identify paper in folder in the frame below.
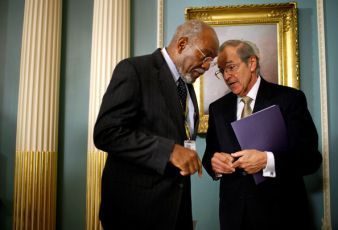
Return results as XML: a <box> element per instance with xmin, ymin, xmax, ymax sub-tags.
<box><xmin>231</xmin><ymin>105</ymin><xmax>288</xmax><ymax>184</ymax></box>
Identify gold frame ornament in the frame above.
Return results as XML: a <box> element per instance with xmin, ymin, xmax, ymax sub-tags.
<box><xmin>185</xmin><ymin>2</ymin><xmax>299</xmax><ymax>133</ymax></box>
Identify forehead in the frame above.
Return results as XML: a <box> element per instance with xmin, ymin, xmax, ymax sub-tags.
<box><xmin>195</xmin><ymin>30</ymin><xmax>219</xmax><ymax>57</ymax></box>
<box><xmin>218</xmin><ymin>46</ymin><xmax>240</xmax><ymax>65</ymax></box>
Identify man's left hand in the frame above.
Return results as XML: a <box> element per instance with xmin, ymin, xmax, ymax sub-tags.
<box><xmin>231</xmin><ymin>150</ymin><xmax>267</xmax><ymax>174</ymax></box>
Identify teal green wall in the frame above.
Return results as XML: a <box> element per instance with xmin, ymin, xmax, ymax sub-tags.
<box><xmin>57</xmin><ymin>0</ymin><xmax>93</xmax><ymax>229</ymax></box>
<box><xmin>131</xmin><ymin>0</ymin><xmax>157</xmax><ymax>56</ymax></box>
<box><xmin>0</xmin><ymin>0</ymin><xmax>24</xmax><ymax>229</ymax></box>
<box><xmin>326</xmin><ymin>0</ymin><xmax>338</xmax><ymax>229</ymax></box>
<box><xmin>0</xmin><ymin>0</ymin><xmax>337</xmax><ymax>229</ymax></box>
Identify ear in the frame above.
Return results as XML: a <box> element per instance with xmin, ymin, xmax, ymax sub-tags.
<box><xmin>176</xmin><ymin>37</ymin><xmax>189</xmax><ymax>54</ymax></box>
<box><xmin>249</xmin><ymin>56</ymin><xmax>257</xmax><ymax>72</ymax></box>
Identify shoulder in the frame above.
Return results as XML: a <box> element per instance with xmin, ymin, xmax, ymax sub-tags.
<box><xmin>263</xmin><ymin>80</ymin><xmax>305</xmax><ymax>100</ymax></box>
<box><xmin>261</xmin><ymin>80</ymin><xmax>309</xmax><ymax>113</ymax></box>
<box><xmin>209</xmin><ymin>92</ymin><xmax>236</xmax><ymax>111</ymax></box>
<box><xmin>113</xmin><ymin>49</ymin><xmax>163</xmax><ymax>76</ymax></box>
<box><xmin>120</xmin><ymin>49</ymin><xmax>163</xmax><ymax>68</ymax></box>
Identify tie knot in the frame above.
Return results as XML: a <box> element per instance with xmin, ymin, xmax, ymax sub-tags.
<box><xmin>241</xmin><ymin>96</ymin><xmax>253</xmax><ymax>105</ymax></box>
<box><xmin>177</xmin><ymin>77</ymin><xmax>185</xmax><ymax>87</ymax></box>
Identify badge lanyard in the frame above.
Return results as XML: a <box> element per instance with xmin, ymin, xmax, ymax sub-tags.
<box><xmin>181</xmin><ymin>96</ymin><xmax>196</xmax><ymax>151</ymax></box>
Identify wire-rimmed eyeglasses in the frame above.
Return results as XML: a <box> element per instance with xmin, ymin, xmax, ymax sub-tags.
<box><xmin>192</xmin><ymin>44</ymin><xmax>214</xmax><ymax>65</ymax></box>
<box><xmin>214</xmin><ymin>62</ymin><xmax>242</xmax><ymax>79</ymax></box>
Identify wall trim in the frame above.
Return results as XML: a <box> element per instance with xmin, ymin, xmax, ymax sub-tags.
<box><xmin>157</xmin><ymin>0</ymin><xmax>164</xmax><ymax>48</ymax></box>
<box><xmin>316</xmin><ymin>0</ymin><xmax>331</xmax><ymax>229</ymax></box>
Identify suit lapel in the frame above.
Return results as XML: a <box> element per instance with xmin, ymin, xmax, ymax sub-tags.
<box><xmin>215</xmin><ymin>94</ymin><xmax>239</xmax><ymax>151</ymax></box>
<box><xmin>254</xmin><ymin>78</ymin><xmax>274</xmax><ymax>112</ymax></box>
<box><xmin>153</xmin><ymin>50</ymin><xmax>185</xmax><ymax>137</ymax></box>
<box><xmin>187</xmin><ymin>84</ymin><xmax>199</xmax><ymax>139</ymax></box>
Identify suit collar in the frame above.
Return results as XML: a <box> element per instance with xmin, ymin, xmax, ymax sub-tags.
<box><xmin>187</xmin><ymin>84</ymin><xmax>199</xmax><ymax>139</ymax></box>
<box><xmin>153</xmin><ymin>50</ymin><xmax>184</xmax><ymax>129</ymax></box>
<box><xmin>152</xmin><ymin>49</ymin><xmax>200</xmax><ymax>139</ymax></box>
<box><xmin>253</xmin><ymin>77</ymin><xmax>274</xmax><ymax>112</ymax></box>
<box><xmin>152</xmin><ymin>50</ymin><xmax>190</xmax><ymax>139</ymax></box>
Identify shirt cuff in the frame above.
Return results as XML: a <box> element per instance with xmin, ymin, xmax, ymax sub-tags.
<box><xmin>263</xmin><ymin>151</ymin><xmax>276</xmax><ymax>178</ymax></box>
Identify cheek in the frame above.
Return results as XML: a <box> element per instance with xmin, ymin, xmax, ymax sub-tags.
<box><xmin>238</xmin><ymin>71</ymin><xmax>250</xmax><ymax>86</ymax></box>
<box><xmin>181</xmin><ymin>59</ymin><xmax>196</xmax><ymax>74</ymax></box>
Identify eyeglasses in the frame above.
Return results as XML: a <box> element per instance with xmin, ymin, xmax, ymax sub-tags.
<box><xmin>192</xmin><ymin>44</ymin><xmax>214</xmax><ymax>65</ymax></box>
<box><xmin>214</xmin><ymin>63</ymin><xmax>242</xmax><ymax>79</ymax></box>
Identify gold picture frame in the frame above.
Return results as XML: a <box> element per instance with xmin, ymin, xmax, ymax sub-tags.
<box><xmin>185</xmin><ymin>2</ymin><xmax>299</xmax><ymax>134</ymax></box>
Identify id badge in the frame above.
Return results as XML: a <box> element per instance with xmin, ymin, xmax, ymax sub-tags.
<box><xmin>184</xmin><ymin>140</ymin><xmax>196</xmax><ymax>151</ymax></box>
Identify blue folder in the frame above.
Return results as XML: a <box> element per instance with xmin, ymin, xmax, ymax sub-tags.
<box><xmin>231</xmin><ymin>105</ymin><xmax>288</xmax><ymax>184</ymax></box>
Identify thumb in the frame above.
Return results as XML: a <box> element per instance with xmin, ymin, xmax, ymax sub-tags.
<box><xmin>231</xmin><ymin>151</ymin><xmax>243</xmax><ymax>158</ymax></box>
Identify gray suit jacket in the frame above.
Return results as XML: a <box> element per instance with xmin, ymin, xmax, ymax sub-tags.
<box><xmin>94</xmin><ymin>49</ymin><xmax>199</xmax><ymax>230</ymax></box>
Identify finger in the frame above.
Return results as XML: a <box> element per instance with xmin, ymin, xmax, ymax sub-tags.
<box><xmin>213</xmin><ymin>154</ymin><xmax>233</xmax><ymax>165</ymax></box>
<box><xmin>192</xmin><ymin>156</ymin><xmax>202</xmax><ymax>177</ymax></box>
<box><xmin>232</xmin><ymin>160</ymin><xmax>241</xmax><ymax>168</ymax></box>
<box><xmin>231</xmin><ymin>151</ymin><xmax>245</xmax><ymax>158</ymax></box>
<box><xmin>197</xmin><ymin>158</ymin><xmax>203</xmax><ymax>177</ymax></box>
<box><xmin>213</xmin><ymin>164</ymin><xmax>235</xmax><ymax>174</ymax></box>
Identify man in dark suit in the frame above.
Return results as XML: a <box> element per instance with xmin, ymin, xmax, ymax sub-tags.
<box><xmin>202</xmin><ymin>40</ymin><xmax>322</xmax><ymax>230</ymax></box>
<box><xmin>93</xmin><ymin>20</ymin><xmax>219</xmax><ymax>230</ymax></box>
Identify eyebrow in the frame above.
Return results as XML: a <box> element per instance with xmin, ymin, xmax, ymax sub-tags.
<box><xmin>202</xmin><ymin>48</ymin><xmax>215</xmax><ymax>57</ymax></box>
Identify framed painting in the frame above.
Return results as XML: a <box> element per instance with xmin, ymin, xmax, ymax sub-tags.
<box><xmin>185</xmin><ymin>2</ymin><xmax>299</xmax><ymax>133</ymax></box>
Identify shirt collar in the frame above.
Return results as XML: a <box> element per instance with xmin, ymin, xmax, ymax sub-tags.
<box><xmin>161</xmin><ymin>47</ymin><xmax>180</xmax><ymax>82</ymax></box>
<box><xmin>237</xmin><ymin>75</ymin><xmax>261</xmax><ymax>103</ymax></box>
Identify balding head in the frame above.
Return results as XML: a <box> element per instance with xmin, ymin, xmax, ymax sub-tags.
<box><xmin>169</xmin><ymin>20</ymin><xmax>218</xmax><ymax>47</ymax></box>
<box><xmin>167</xmin><ymin>20</ymin><xmax>219</xmax><ymax>83</ymax></box>
<box><xmin>219</xmin><ymin>40</ymin><xmax>261</xmax><ymax>74</ymax></box>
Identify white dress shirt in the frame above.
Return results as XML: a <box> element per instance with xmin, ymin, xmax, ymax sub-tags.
<box><xmin>161</xmin><ymin>48</ymin><xmax>195</xmax><ymax>138</ymax></box>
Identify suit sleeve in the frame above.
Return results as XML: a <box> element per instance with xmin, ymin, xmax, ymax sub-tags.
<box><xmin>202</xmin><ymin>104</ymin><xmax>220</xmax><ymax>179</ymax></box>
<box><xmin>274</xmin><ymin>90</ymin><xmax>322</xmax><ymax>177</ymax></box>
<box><xmin>93</xmin><ymin>59</ymin><xmax>175</xmax><ymax>175</ymax></box>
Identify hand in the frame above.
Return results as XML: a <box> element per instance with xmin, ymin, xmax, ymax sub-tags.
<box><xmin>231</xmin><ymin>149</ymin><xmax>267</xmax><ymax>174</ymax></box>
<box><xmin>211</xmin><ymin>152</ymin><xmax>236</xmax><ymax>175</ymax></box>
<box><xmin>169</xmin><ymin>144</ymin><xmax>202</xmax><ymax>177</ymax></box>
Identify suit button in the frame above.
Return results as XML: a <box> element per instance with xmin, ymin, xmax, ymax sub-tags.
<box><xmin>242</xmin><ymin>171</ymin><xmax>247</xmax><ymax>176</ymax></box>
<box><xmin>178</xmin><ymin>183</ymin><xmax>183</xmax><ymax>188</ymax></box>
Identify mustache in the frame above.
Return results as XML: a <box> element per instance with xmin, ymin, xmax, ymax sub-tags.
<box><xmin>194</xmin><ymin>68</ymin><xmax>205</xmax><ymax>74</ymax></box>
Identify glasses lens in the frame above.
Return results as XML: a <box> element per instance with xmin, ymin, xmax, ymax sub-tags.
<box><xmin>203</xmin><ymin>57</ymin><xmax>213</xmax><ymax>64</ymax></box>
<box><xmin>215</xmin><ymin>69</ymin><xmax>223</xmax><ymax>79</ymax></box>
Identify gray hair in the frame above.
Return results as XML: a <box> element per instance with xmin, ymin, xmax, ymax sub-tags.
<box><xmin>219</xmin><ymin>40</ymin><xmax>261</xmax><ymax>74</ymax></box>
<box><xmin>170</xmin><ymin>20</ymin><xmax>211</xmax><ymax>44</ymax></box>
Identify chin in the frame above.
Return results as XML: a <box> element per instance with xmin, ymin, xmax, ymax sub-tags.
<box><xmin>181</xmin><ymin>73</ymin><xmax>195</xmax><ymax>84</ymax></box>
<box><xmin>229</xmin><ymin>87</ymin><xmax>241</xmax><ymax>95</ymax></box>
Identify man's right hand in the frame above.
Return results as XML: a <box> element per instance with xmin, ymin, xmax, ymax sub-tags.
<box><xmin>169</xmin><ymin>144</ymin><xmax>202</xmax><ymax>177</ymax></box>
<box><xmin>211</xmin><ymin>152</ymin><xmax>236</xmax><ymax>175</ymax></box>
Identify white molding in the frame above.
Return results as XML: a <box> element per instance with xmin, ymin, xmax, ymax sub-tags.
<box><xmin>87</xmin><ymin>0</ymin><xmax>130</xmax><ymax>151</ymax></box>
<box><xmin>317</xmin><ymin>0</ymin><xmax>331</xmax><ymax>229</ymax></box>
<box><xmin>86</xmin><ymin>1</ymin><xmax>130</xmax><ymax>229</ymax></box>
<box><xmin>16</xmin><ymin>0</ymin><xmax>62</xmax><ymax>151</ymax></box>
<box><xmin>157</xmin><ymin>0</ymin><xmax>164</xmax><ymax>48</ymax></box>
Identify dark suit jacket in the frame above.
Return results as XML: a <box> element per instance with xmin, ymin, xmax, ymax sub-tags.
<box><xmin>203</xmin><ymin>78</ymin><xmax>322</xmax><ymax>230</ymax></box>
<box><xmin>94</xmin><ymin>49</ymin><xmax>199</xmax><ymax>230</ymax></box>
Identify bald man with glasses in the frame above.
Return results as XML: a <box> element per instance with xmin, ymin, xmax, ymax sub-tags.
<box><xmin>94</xmin><ymin>20</ymin><xmax>219</xmax><ymax>230</ymax></box>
